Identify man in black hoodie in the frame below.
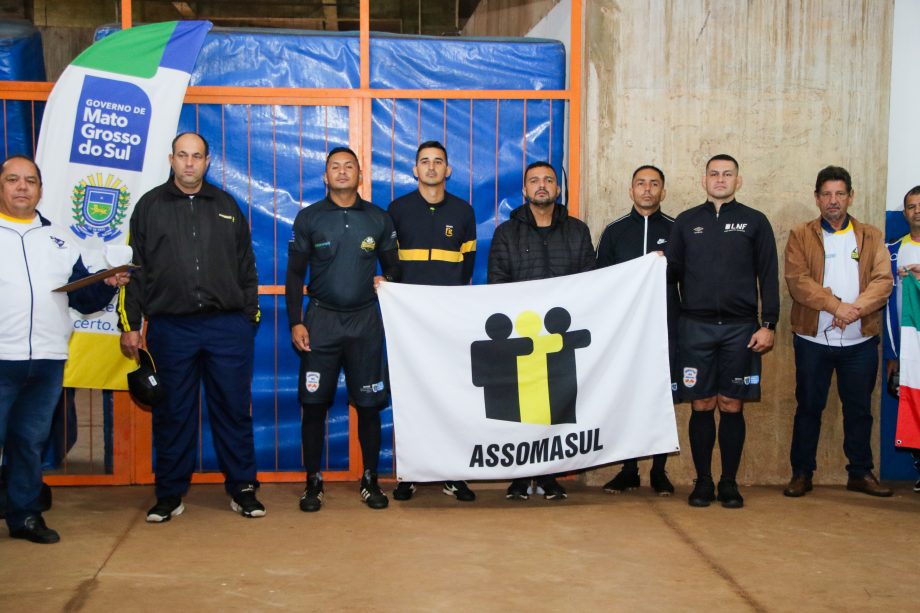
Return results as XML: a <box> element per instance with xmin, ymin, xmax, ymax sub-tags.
<box><xmin>488</xmin><ymin>161</ymin><xmax>595</xmax><ymax>500</ymax></box>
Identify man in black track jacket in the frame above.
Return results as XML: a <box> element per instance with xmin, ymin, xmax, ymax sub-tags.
<box><xmin>666</xmin><ymin>154</ymin><xmax>779</xmax><ymax>510</ymax></box>
<box><xmin>488</xmin><ymin>161</ymin><xmax>595</xmax><ymax>501</ymax></box>
<box><xmin>119</xmin><ymin>132</ymin><xmax>264</xmax><ymax>524</ymax></box>
<box><xmin>596</xmin><ymin>164</ymin><xmax>678</xmax><ymax>497</ymax></box>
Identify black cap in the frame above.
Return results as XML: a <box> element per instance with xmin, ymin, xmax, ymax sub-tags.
<box><xmin>127</xmin><ymin>349</ymin><xmax>166</xmax><ymax>408</ymax></box>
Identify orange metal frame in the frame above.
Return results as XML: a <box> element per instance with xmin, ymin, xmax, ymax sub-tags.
<box><xmin>1</xmin><ymin>0</ymin><xmax>583</xmax><ymax>486</ymax></box>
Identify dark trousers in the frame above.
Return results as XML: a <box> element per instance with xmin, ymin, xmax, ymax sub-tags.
<box><xmin>790</xmin><ymin>335</ymin><xmax>878</xmax><ymax>478</ymax></box>
<box><xmin>0</xmin><ymin>359</ymin><xmax>64</xmax><ymax>530</ymax></box>
<box><xmin>146</xmin><ymin>312</ymin><xmax>258</xmax><ymax>498</ymax></box>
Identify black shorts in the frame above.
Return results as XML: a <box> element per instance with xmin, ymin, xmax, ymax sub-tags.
<box><xmin>298</xmin><ymin>301</ymin><xmax>388</xmax><ymax>407</ymax></box>
<box><xmin>677</xmin><ymin>317</ymin><xmax>761</xmax><ymax>401</ymax></box>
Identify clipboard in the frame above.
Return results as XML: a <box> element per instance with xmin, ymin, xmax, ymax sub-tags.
<box><xmin>53</xmin><ymin>264</ymin><xmax>139</xmax><ymax>293</ymax></box>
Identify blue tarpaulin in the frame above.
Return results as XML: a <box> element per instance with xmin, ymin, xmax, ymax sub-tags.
<box><xmin>0</xmin><ymin>20</ymin><xmax>45</xmax><ymax>159</ymax></box>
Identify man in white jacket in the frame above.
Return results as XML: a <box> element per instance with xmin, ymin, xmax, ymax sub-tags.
<box><xmin>0</xmin><ymin>155</ymin><xmax>128</xmax><ymax>544</ymax></box>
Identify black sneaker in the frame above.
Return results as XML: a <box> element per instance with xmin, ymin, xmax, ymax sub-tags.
<box><xmin>360</xmin><ymin>470</ymin><xmax>389</xmax><ymax>509</ymax></box>
<box><xmin>393</xmin><ymin>481</ymin><xmax>416</xmax><ymax>501</ymax></box>
<box><xmin>687</xmin><ymin>476</ymin><xmax>716</xmax><ymax>507</ymax></box>
<box><xmin>231</xmin><ymin>485</ymin><xmax>266</xmax><ymax>518</ymax></box>
<box><xmin>914</xmin><ymin>478</ymin><xmax>920</xmax><ymax>494</ymax></box>
<box><xmin>536</xmin><ymin>476</ymin><xmax>567</xmax><ymax>500</ymax></box>
<box><xmin>505</xmin><ymin>478</ymin><xmax>530</xmax><ymax>500</ymax></box>
<box><xmin>9</xmin><ymin>515</ymin><xmax>60</xmax><ymax>544</ymax></box>
<box><xmin>443</xmin><ymin>481</ymin><xmax>476</xmax><ymax>502</ymax></box>
<box><xmin>650</xmin><ymin>469</ymin><xmax>675</xmax><ymax>496</ymax></box>
<box><xmin>603</xmin><ymin>468</ymin><xmax>640</xmax><ymax>494</ymax></box>
<box><xmin>717</xmin><ymin>479</ymin><xmax>744</xmax><ymax>509</ymax></box>
<box><xmin>300</xmin><ymin>474</ymin><xmax>324</xmax><ymax>512</ymax></box>
<box><xmin>146</xmin><ymin>495</ymin><xmax>184</xmax><ymax>523</ymax></box>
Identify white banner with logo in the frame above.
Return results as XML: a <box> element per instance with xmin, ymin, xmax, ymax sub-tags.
<box><xmin>378</xmin><ymin>253</ymin><xmax>680</xmax><ymax>482</ymax></box>
<box><xmin>34</xmin><ymin>21</ymin><xmax>211</xmax><ymax>389</ymax></box>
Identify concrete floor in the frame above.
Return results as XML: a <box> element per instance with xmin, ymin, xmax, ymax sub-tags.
<box><xmin>1</xmin><ymin>481</ymin><xmax>917</xmax><ymax>612</ymax></box>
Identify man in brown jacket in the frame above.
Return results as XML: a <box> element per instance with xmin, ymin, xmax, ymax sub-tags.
<box><xmin>784</xmin><ymin>166</ymin><xmax>893</xmax><ymax>498</ymax></box>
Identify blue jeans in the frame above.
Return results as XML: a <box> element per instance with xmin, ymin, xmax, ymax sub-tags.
<box><xmin>0</xmin><ymin>359</ymin><xmax>65</xmax><ymax>530</ymax></box>
<box><xmin>146</xmin><ymin>312</ymin><xmax>258</xmax><ymax>498</ymax></box>
<box><xmin>790</xmin><ymin>335</ymin><xmax>878</xmax><ymax>478</ymax></box>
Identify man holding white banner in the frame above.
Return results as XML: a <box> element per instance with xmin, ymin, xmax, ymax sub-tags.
<box><xmin>596</xmin><ymin>164</ymin><xmax>678</xmax><ymax>497</ymax></box>
<box><xmin>285</xmin><ymin>147</ymin><xmax>400</xmax><ymax>513</ymax></box>
<box><xmin>387</xmin><ymin>140</ymin><xmax>478</xmax><ymax>503</ymax></box>
<box><xmin>488</xmin><ymin>161</ymin><xmax>595</xmax><ymax>500</ymax></box>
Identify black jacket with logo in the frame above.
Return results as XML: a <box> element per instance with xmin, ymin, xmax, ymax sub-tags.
<box><xmin>665</xmin><ymin>199</ymin><xmax>779</xmax><ymax>324</ymax></box>
<box><xmin>596</xmin><ymin>207</ymin><xmax>674</xmax><ymax>266</ymax></box>
<box><xmin>118</xmin><ymin>179</ymin><xmax>259</xmax><ymax>331</ymax></box>
<box><xmin>488</xmin><ymin>203</ymin><xmax>595</xmax><ymax>283</ymax></box>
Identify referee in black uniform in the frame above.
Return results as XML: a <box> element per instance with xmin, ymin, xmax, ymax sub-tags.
<box><xmin>595</xmin><ymin>164</ymin><xmax>677</xmax><ymax>496</ymax></box>
<box><xmin>666</xmin><ymin>154</ymin><xmax>779</xmax><ymax>509</ymax></box>
<box><xmin>387</xmin><ymin>140</ymin><xmax>477</xmax><ymax>502</ymax></box>
<box><xmin>285</xmin><ymin>147</ymin><xmax>400</xmax><ymax>512</ymax></box>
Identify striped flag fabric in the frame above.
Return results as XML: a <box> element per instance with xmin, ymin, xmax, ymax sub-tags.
<box><xmin>35</xmin><ymin>21</ymin><xmax>211</xmax><ymax>389</ymax></box>
<box><xmin>897</xmin><ymin>274</ymin><xmax>920</xmax><ymax>448</ymax></box>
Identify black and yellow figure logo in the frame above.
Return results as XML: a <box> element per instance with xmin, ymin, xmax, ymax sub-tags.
<box><xmin>471</xmin><ymin>307</ymin><xmax>591</xmax><ymax>425</ymax></box>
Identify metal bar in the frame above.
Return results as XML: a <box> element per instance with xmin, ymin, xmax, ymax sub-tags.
<box><xmin>522</xmin><ymin>99</ymin><xmax>528</xmax><ymax>176</ymax></box>
<box><xmin>390</xmin><ymin>99</ymin><xmax>396</xmax><ymax>202</ymax></box>
<box><xmin>567</xmin><ymin>0</ymin><xmax>583</xmax><ymax>218</ymax></box>
<box><xmin>360</xmin><ymin>0</ymin><xmax>370</xmax><ymax>90</ymax></box>
<box><xmin>0</xmin><ymin>83</ymin><xmax>573</xmax><ymax>103</ymax></box>
<box><xmin>469</xmin><ymin>99</ymin><xmax>473</xmax><ymax>207</ymax></box>
<box><xmin>494</xmin><ymin>101</ymin><xmax>499</xmax><ymax>220</ymax></box>
<box><xmin>121</xmin><ymin>0</ymin><xmax>132</xmax><ymax>30</ymax></box>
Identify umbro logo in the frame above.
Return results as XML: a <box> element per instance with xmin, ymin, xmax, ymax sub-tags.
<box><xmin>693</xmin><ymin>226</ymin><xmax>704</xmax><ymax>235</ymax></box>
<box><xmin>656</xmin><ymin>238</ymin><xmax>667</xmax><ymax>245</ymax></box>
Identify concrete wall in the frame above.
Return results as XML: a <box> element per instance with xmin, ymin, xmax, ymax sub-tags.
<box><xmin>466</xmin><ymin>0</ymin><xmax>896</xmax><ymax>485</ymax></box>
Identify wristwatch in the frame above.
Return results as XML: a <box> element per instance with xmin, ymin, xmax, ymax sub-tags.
<box><xmin>761</xmin><ymin>321</ymin><xmax>776</xmax><ymax>331</ymax></box>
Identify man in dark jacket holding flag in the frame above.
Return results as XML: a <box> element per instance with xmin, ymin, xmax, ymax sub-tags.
<box><xmin>488</xmin><ymin>160</ymin><xmax>595</xmax><ymax>500</ymax></box>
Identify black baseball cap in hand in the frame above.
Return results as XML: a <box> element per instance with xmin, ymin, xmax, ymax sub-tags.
<box><xmin>127</xmin><ymin>349</ymin><xmax>166</xmax><ymax>408</ymax></box>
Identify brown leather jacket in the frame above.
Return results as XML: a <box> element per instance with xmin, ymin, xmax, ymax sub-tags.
<box><xmin>784</xmin><ymin>216</ymin><xmax>892</xmax><ymax>337</ymax></box>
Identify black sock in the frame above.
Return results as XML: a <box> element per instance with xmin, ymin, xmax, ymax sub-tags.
<box><xmin>689</xmin><ymin>410</ymin><xmax>716</xmax><ymax>479</ymax></box>
<box><xmin>718</xmin><ymin>411</ymin><xmax>746</xmax><ymax>482</ymax></box>
<box><xmin>622</xmin><ymin>458</ymin><xmax>639</xmax><ymax>473</ymax></box>
<box><xmin>356</xmin><ymin>405</ymin><xmax>382</xmax><ymax>473</ymax></box>
<box><xmin>651</xmin><ymin>453</ymin><xmax>667</xmax><ymax>472</ymax></box>
<box><xmin>301</xmin><ymin>403</ymin><xmax>329</xmax><ymax>474</ymax></box>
